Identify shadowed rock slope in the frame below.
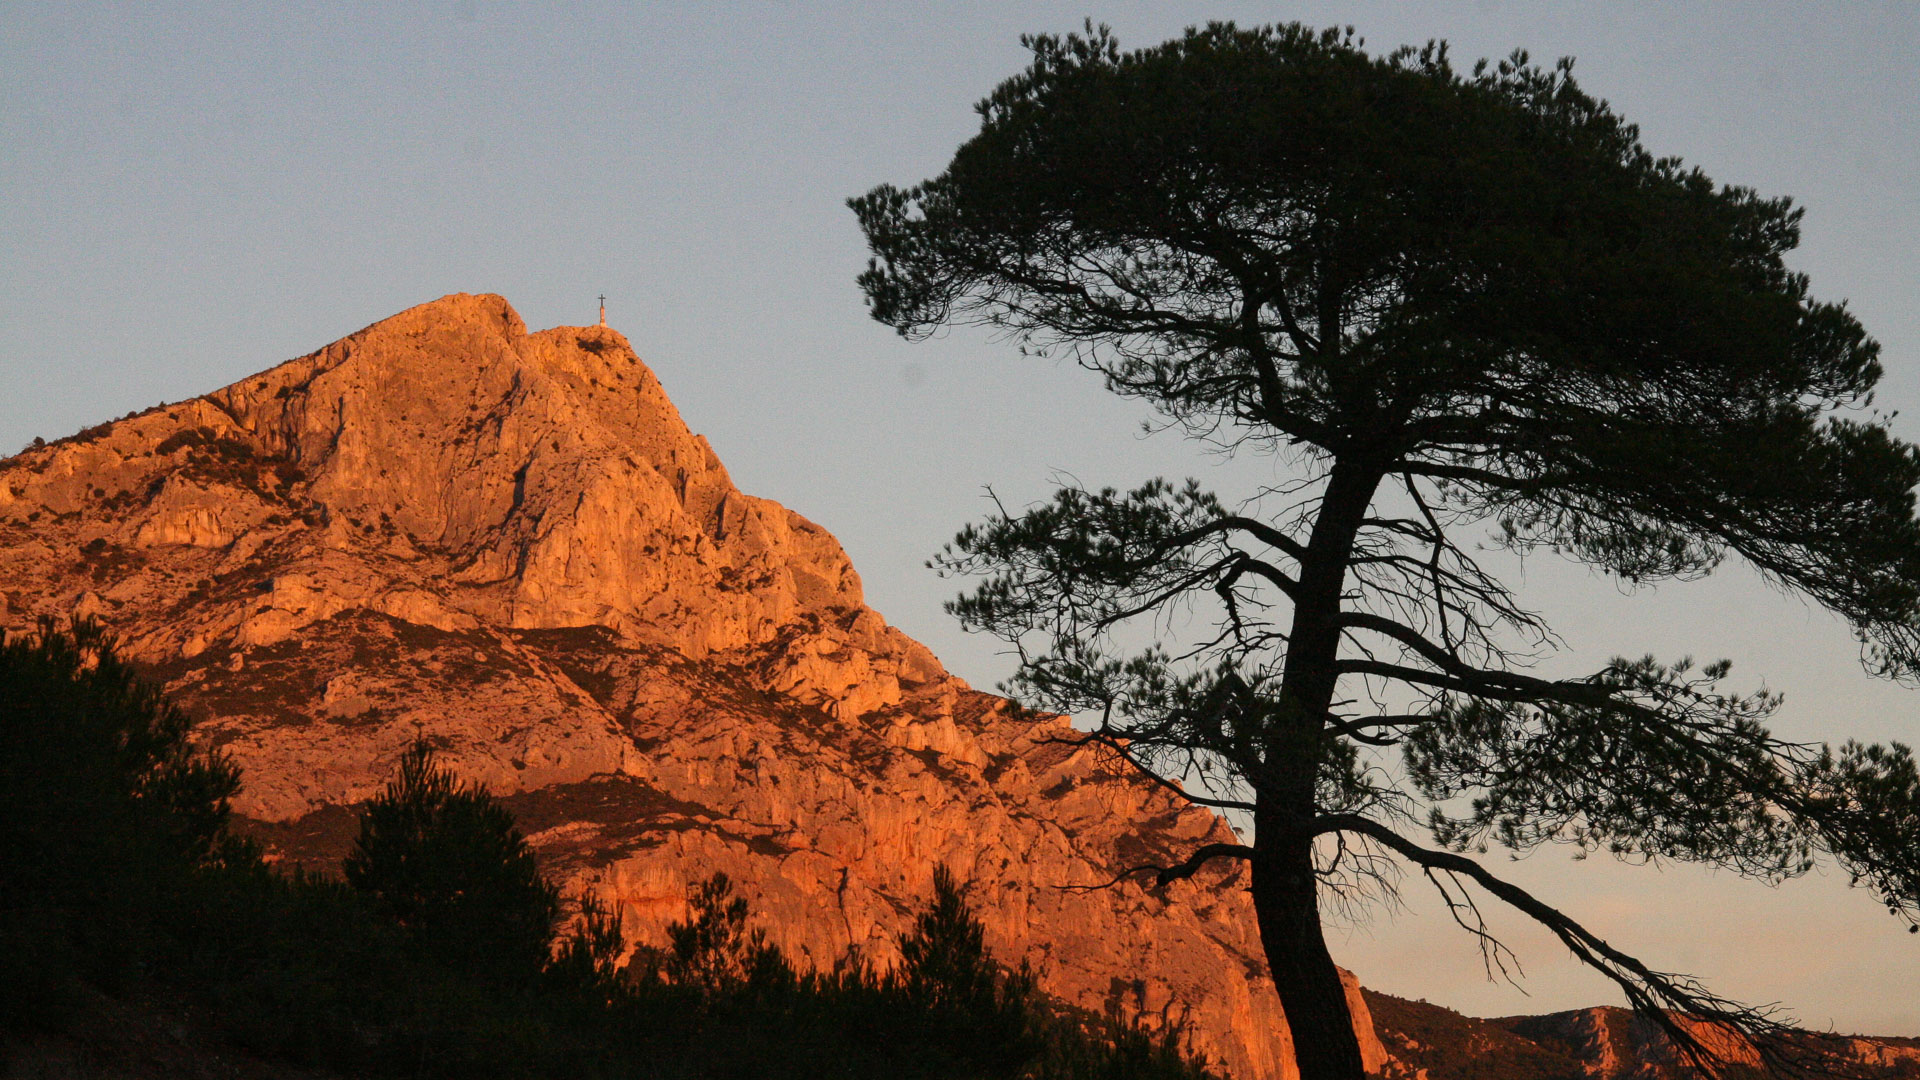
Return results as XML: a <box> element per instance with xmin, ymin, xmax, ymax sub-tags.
<box><xmin>0</xmin><ymin>293</ymin><xmax>1383</xmax><ymax>1080</ymax></box>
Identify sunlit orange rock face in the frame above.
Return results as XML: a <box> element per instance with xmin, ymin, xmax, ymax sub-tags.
<box><xmin>0</xmin><ymin>294</ymin><xmax>1387</xmax><ymax>1080</ymax></box>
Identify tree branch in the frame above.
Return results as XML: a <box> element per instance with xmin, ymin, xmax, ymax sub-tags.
<box><xmin>1313</xmin><ymin>813</ymin><xmax>1810</xmax><ymax>1078</ymax></box>
<box><xmin>1037</xmin><ymin>729</ymin><xmax>1257</xmax><ymax>812</ymax></box>
<box><xmin>1058</xmin><ymin>841</ymin><xmax>1258</xmax><ymax>893</ymax></box>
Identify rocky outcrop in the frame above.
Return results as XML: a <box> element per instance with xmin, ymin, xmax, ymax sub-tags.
<box><xmin>1504</xmin><ymin>1008</ymin><xmax>1920</xmax><ymax>1080</ymax></box>
<box><xmin>1506</xmin><ymin>1008</ymin><xmax>1763</xmax><ymax>1078</ymax></box>
<box><xmin>0</xmin><ymin>294</ymin><xmax>1390</xmax><ymax>1079</ymax></box>
<box><xmin>1365</xmin><ymin>992</ymin><xmax>1920</xmax><ymax>1080</ymax></box>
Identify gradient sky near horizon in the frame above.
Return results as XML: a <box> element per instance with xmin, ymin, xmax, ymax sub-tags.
<box><xmin>4</xmin><ymin>2</ymin><xmax>1917</xmax><ymax>1035</ymax></box>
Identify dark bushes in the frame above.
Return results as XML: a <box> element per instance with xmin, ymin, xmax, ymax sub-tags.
<box><xmin>0</xmin><ymin>617</ymin><xmax>245</xmax><ymax>1025</ymax></box>
<box><xmin>344</xmin><ymin>739</ymin><xmax>562</xmax><ymax>985</ymax></box>
<box><xmin>2</xmin><ymin>618</ymin><xmax>1218</xmax><ymax>1079</ymax></box>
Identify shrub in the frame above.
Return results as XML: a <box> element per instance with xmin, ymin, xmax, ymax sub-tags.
<box><xmin>547</xmin><ymin>891</ymin><xmax>628</xmax><ymax>1004</ymax></box>
<box><xmin>893</xmin><ymin>865</ymin><xmax>1044</xmax><ymax>1072</ymax></box>
<box><xmin>654</xmin><ymin>871</ymin><xmax>793</xmax><ymax>999</ymax></box>
<box><xmin>343</xmin><ymin>739</ymin><xmax>561</xmax><ymax>985</ymax></box>
<box><xmin>0</xmin><ymin>617</ymin><xmax>243</xmax><ymax>1023</ymax></box>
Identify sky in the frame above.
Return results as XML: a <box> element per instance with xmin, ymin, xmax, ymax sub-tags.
<box><xmin>4</xmin><ymin>1</ymin><xmax>1917</xmax><ymax>1035</ymax></box>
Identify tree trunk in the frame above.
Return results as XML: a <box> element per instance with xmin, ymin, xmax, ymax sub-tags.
<box><xmin>1252</xmin><ymin>830</ymin><xmax>1367</xmax><ymax>1080</ymax></box>
<box><xmin>1254</xmin><ymin>457</ymin><xmax>1384</xmax><ymax>1079</ymax></box>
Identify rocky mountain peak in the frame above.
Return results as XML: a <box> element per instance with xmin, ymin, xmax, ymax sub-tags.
<box><xmin>15</xmin><ymin>293</ymin><xmax>875</xmax><ymax>660</ymax></box>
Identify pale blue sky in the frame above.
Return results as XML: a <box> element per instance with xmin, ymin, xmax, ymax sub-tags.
<box><xmin>4</xmin><ymin>2</ymin><xmax>1916</xmax><ymax>1033</ymax></box>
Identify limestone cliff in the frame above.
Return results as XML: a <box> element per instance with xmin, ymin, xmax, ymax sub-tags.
<box><xmin>0</xmin><ymin>293</ymin><xmax>1387</xmax><ymax>1080</ymax></box>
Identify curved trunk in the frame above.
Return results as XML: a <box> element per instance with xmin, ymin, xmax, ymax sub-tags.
<box><xmin>1253</xmin><ymin>458</ymin><xmax>1382</xmax><ymax>1079</ymax></box>
<box><xmin>1253</xmin><ymin>830</ymin><xmax>1366</xmax><ymax>1079</ymax></box>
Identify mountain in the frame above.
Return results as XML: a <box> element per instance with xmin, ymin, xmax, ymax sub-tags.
<box><xmin>4</xmin><ymin>294</ymin><xmax>1912</xmax><ymax>1080</ymax></box>
<box><xmin>0</xmin><ymin>293</ymin><xmax>1379</xmax><ymax>1080</ymax></box>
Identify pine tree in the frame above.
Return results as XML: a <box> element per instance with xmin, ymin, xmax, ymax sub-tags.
<box><xmin>659</xmin><ymin>872</ymin><xmax>791</xmax><ymax>999</ymax></box>
<box><xmin>344</xmin><ymin>740</ymin><xmax>559</xmax><ymax>984</ymax></box>
<box><xmin>853</xmin><ymin>22</ymin><xmax>1920</xmax><ymax>1078</ymax></box>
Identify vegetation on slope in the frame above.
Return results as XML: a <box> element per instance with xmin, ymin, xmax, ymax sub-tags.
<box><xmin>0</xmin><ymin>617</ymin><xmax>1217</xmax><ymax>1080</ymax></box>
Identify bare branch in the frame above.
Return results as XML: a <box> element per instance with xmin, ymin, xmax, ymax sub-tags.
<box><xmin>1037</xmin><ymin>729</ymin><xmax>1258</xmax><ymax>812</ymax></box>
<box><xmin>1058</xmin><ymin>841</ymin><xmax>1260</xmax><ymax>895</ymax></box>
<box><xmin>1314</xmin><ymin>813</ymin><xmax>1807</xmax><ymax>1078</ymax></box>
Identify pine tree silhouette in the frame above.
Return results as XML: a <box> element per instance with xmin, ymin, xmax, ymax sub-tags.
<box><xmin>344</xmin><ymin>739</ymin><xmax>559</xmax><ymax>984</ymax></box>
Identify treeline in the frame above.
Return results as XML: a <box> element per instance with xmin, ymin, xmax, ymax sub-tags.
<box><xmin>1</xmin><ymin>618</ymin><xmax>1219</xmax><ymax>1079</ymax></box>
